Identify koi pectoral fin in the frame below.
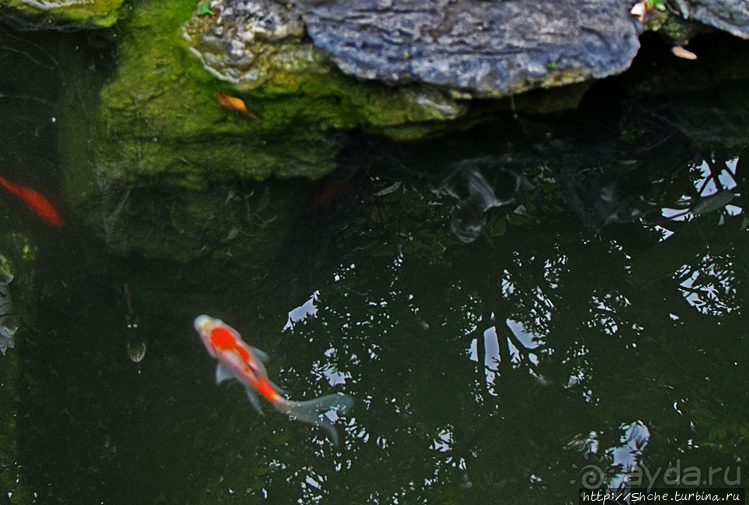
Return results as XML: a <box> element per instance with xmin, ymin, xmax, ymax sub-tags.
<box><xmin>276</xmin><ymin>393</ymin><xmax>354</xmax><ymax>445</ymax></box>
<box><xmin>215</xmin><ymin>363</ymin><xmax>234</xmax><ymax>384</ymax></box>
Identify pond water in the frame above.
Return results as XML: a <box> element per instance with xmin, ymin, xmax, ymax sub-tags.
<box><xmin>1</xmin><ymin>23</ymin><xmax>748</xmax><ymax>505</ymax></box>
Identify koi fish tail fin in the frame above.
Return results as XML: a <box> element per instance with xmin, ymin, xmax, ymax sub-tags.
<box><xmin>276</xmin><ymin>393</ymin><xmax>354</xmax><ymax>445</ymax></box>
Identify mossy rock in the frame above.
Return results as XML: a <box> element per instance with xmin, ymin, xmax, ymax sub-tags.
<box><xmin>91</xmin><ymin>0</ymin><xmax>469</xmax><ymax>194</ymax></box>
<box><xmin>0</xmin><ymin>0</ymin><xmax>125</xmax><ymax>29</ymax></box>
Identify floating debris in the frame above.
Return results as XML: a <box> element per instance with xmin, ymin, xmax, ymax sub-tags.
<box><xmin>123</xmin><ymin>283</ymin><xmax>147</xmax><ymax>368</ymax></box>
<box><xmin>671</xmin><ymin>46</ymin><xmax>698</xmax><ymax>60</ymax></box>
<box><xmin>127</xmin><ymin>339</ymin><xmax>147</xmax><ymax>363</ymax></box>
<box><xmin>374</xmin><ymin>181</ymin><xmax>402</xmax><ymax>197</ymax></box>
<box><xmin>226</xmin><ymin>226</ymin><xmax>239</xmax><ymax>241</ymax></box>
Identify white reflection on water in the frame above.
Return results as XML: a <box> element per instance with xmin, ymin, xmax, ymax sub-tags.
<box><xmin>568</xmin><ymin>421</ymin><xmax>651</xmax><ymax>490</ymax></box>
<box><xmin>284</xmin><ymin>290</ymin><xmax>320</xmax><ymax>330</ymax></box>
<box><xmin>284</xmin><ymin>291</ymin><xmax>353</xmax><ymax>387</ymax></box>
<box><xmin>661</xmin><ymin>157</ymin><xmax>742</xmax><ymax>222</ymax></box>
<box><xmin>431</xmin><ymin>427</ymin><xmax>454</xmax><ymax>453</ymax></box>
<box><xmin>468</xmin><ymin>318</ymin><xmax>545</xmax><ymax>393</ymax></box>
<box><xmin>610</xmin><ymin>421</ymin><xmax>651</xmax><ymax>488</ymax></box>
<box><xmin>314</xmin><ymin>352</ymin><xmax>352</xmax><ymax>387</ymax></box>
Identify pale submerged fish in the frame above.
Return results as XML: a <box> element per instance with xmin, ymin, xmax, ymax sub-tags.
<box><xmin>123</xmin><ymin>283</ymin><xmax>147</xmax><ymax>368</ymax></box>
<box><xmin>194</xmin><ymin>315</ymin><xmax>354</xmax><ymax>444</ymax></box>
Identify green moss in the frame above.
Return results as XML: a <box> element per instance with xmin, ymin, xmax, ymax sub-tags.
<box><xmin>0</xmin><ymin>0</ymin><xmax>125</xmax><ymax>28</ymax></box>
<box><xmin>92</xmin><ymin>0</ymin><xmax>468</xmax><ymax>192</ymax></box>
<box><xmin>639</xmin><ymin>8</ymin><xmax>707</xmax><ymax>46</ymax></box>
<box><xmin>95</xmin><ymin>0</ymin><xmax>334</xmax><ymax>188</ymax></box>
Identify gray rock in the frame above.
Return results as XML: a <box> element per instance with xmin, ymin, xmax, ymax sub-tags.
<box><xmin>671</xmin><ymin>0</ymin><xmax>749</xmax><ymax>39</ymax></box>
<box><xmin>182</xmin><ymin>0</ymin><xmax>311</xmax><ymax>86</ymax></box>
<box><xmin>184</xmin><ymin>0</ymin><xmax>749</xmax><ymax>112</ymax></box>
<box><xmin>301</xmin><ymin>0</ymin><xmax>641</xmax><ymax>97</ymax></box>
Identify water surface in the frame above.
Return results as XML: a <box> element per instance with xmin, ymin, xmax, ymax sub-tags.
<box><xmin>1</xmin><ymin>26</ymin><xmax>747</xmax><ymax>505</ymax></box>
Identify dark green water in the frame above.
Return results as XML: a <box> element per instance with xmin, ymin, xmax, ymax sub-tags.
<box><xmin>1</xmin><ymin>25</ymin><xmax>748</xmax><ymax>505</ymax></box>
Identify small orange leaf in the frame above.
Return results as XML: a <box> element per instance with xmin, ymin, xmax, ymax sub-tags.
<box><xmin>217</xmin><ymin>92</ymin><xmax>262</xmax><ymax>123</ymax></box>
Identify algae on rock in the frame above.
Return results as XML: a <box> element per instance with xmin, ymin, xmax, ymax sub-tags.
<box><xmin>96</xmin><ymin>0</ymin><xmax>331</xmax><ymax>192</ymax></box>
<box><xmin>181</xmin><ymin>0</ymin><xmax>467</xmax><ymax>129</ymax></box>
<box><xmin>0</xmin><ymin>0</ymin><xmax>125</xmax><ymax>29</ymax></box>
<box><xmin>93</xmin><ymin>0</ymin><xmax>468</xmax><ymax>197</ymax></box>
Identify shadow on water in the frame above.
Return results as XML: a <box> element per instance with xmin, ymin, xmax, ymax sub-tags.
<box><xmin>1</xmin><ymin>25</ymin><xmax>748</xmax><ymax>505</ymax></box>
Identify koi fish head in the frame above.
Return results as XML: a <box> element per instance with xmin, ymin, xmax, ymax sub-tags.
<box><xmin>194</xmin><ymin>315</ymin><xmax>236</xmax><ymax>358</ymax></box>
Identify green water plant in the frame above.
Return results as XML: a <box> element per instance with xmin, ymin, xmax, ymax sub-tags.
<box><xmin>646</xmin><ymin>0</ymin><xmax>666</xmax><ymax>11</ymax></box>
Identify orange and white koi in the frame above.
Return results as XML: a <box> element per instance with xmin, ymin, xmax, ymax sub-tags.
<box><xmin>194</xmin><ymin>315</ymin><xmax>353</xmax><ymax>444</ymax></box>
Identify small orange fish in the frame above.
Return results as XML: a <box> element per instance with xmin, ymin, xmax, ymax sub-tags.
<box><xmin>217</xmin><ymin>92</ymin><xmax>262</xmax><ymax>124</ymax></box>
<box><xmin>194</xmin><ymin>315</ymin><xmax>353</xmax><ymax>444</ymax></box>
<box><xmin>0</xmin><ymin>174</ymin><xmax>64</xmax><ymax>228</ymax></box>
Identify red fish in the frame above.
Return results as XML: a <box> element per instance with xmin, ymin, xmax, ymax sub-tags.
<box><xmin>0</xmin><ymin>174</ymin><xmax>64</xmax><ymax>228</ymax></box>
<box><xmin>194</xmin><ymin>315</ymin><xmax>353</xmax><ymax>444</ymax></box>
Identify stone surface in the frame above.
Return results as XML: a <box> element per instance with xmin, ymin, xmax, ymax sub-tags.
<box><xmin>182</xmin><ymin>0</ymin><xmax>311</xmax><ymax>87</ymax></box>
<box><xmin>672</xmin><ymin>0</ymin><xmax>749</xmax><ymax>39</ymax></box>
<box><xmin>301</xmin><ymin>0</ymin><xmax>641</xmax><ymax>97</ymax></box>
<box><xmin>80</xmin><ymin>0</ymin><xmax>471</xmax><ymax>220</ymax></box>
<box><xmin>181</xmin><ymin>0</ymin><xmax>467</xmax><ymax>128</ymax></box>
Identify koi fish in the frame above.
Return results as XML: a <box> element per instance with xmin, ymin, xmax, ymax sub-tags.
<box><xmin>217</xmin><ymin>92</ymin><xmax>262</xmax><ymax>124</ymax></box>
<box><xmin>194</xmin><ymin>315</ymin><xmax>353</xmax><ymax>444</ymax></box>
<box><xmin>0</xmin><ymin>174</ymin><xmax>64</xmax><ymax>228</ymax></box>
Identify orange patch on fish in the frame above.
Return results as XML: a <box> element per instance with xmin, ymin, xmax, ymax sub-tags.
<box><xmin>254</xmin><ymin>377</ymin><xmax>281</xmax><ymax>401</ymax></box>
<box><xmin>210</xmin><ymin>327</ymin><xmax>237</xmax><ymax>350</ymax></box>
<box><xmin>235</xmin><ymin>345</ymin><xmax>250</xmax><ymax>361</ymax></box>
